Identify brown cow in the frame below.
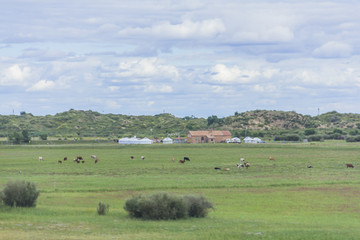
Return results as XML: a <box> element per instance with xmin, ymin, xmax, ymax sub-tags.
<box><xmin>179</xmin><ymin>159</ymin><xmax>185</xmax><ymax>163</ymax></box>
<box><xmin>269</xmin><ymin>156</ymin><xmax>275</xmax><ymax>161</ymax></box>
<box><xmin>346</xmin><ymin>163</ymin><xmax>354</xmax><ymax>168</ymax></box>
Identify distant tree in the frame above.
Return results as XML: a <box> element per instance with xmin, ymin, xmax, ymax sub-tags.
<box><xmin>207</xmin><ymin>115</ymin><xmax>219</xmax><ymax>126</ymax></box>
<box><xmin>304</xmin><ymin>128</ymin><xmax>316</xmax><ymax>135</ymax></box>
<box><xmin>22</xmin><ymin>130</ymin><xmax>30</xmax><ymax>143</ymax></box>
<box><xmin>39</xmin><ymin>133</ymin><xmax>48</xmax><ymax>140</ymax></box>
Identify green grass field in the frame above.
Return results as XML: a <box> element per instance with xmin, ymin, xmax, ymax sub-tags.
<box><xmin>0</xmin><ymin>141</ymin><xmax>359</xmax><ymax>239</ymax></box>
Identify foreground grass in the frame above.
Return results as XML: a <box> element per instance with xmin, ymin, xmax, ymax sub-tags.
<box><xmin>0</xmin><ymin>141</ymin><xmax>359</xmax><ymax>239</ymax></box>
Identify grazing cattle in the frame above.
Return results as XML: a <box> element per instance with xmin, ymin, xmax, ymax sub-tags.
<box><xmin>245</xmin><ymin>162</ymin><xmax>250</xmax><ymax>168</ymax></box>
<box><xmin>38</xmin><ymin>156</ymin><xmax>43</xmax><ymax>161</ymax></box>
<box><xmin>236</xmin><ymin>164</ymin><xmax>244</xmax><ymax>168</ymax></box>
<box><xmin>91</xmin><ymin>155</ymin><xmax>97</xmax><ymax>159</ymax></box>
<box><xmin>130</xmin><ymin>156</ymin><xmax>134</xmax><ymax>159</ymax></box>
<box><xmin>171</xmin><ymin>158</ymin><xmax>174</xmax><ymax>163</ymax></box>
<box><xmin>58</xmin><ymin>160</ymin><xmax>62</xmax><ymax>164</ymax></box>
<box><xmin>77</xmin><ymin>156</ymin><xmax>83</xmax><ymax>161</ymax></box>
<box><xmin>214</xmin><ymin>167</ymin><xmax>221</xmax><ymax>170</ymax></box>
<box><xmin>240</xmin><ymin>158</ymin><xmax>245</xmax><ymax>162</ymax></box>
<box><xmin>141</xmin><ymin>156</ymin><xmax>145</xmax><ymax>160</ymax></box>
<box><xmin>307</xmin><ymin>165</ymin><xmax>313</xmax><ymax>168</ymax></box>
<box><xmin>179</xmin><ymin>159</ymin><xmax>186</xmax><ymax>163</ymax></box>
<box><xmin>95</xmin><ymin>158</ymin><xmax>98</xmax><ymax>164</ymax></box>
<box><xmin>224</xmin><ymin>168</ymin><xmax>230</xmax><ymax>171</ymax></box>
<box><xmin>81</xmin><ymin>160</ymin><xmax>85</xmax><ymax>163</ymax></box>
<box><xmin>269</xmin><ymin>157</ymin><xmax>275</xmax><ymax>161</ymax></box>
<box><xmin>184</xmin><ymin>157</ymin><xmax>190</xmax><ymax>161</ymax></box>
<box><xmin>63</xmin><ymin>157</ymin><xmax>67</xmax><ymax>161</ymax></box>
<box><xmin>346</xmin><ymin>163</ymin><xmax>354</xmax><ymax>168</ymax></box>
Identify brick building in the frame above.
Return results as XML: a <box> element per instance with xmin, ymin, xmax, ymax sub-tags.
<box><xmin>187</xmin><ymin>130</ymin><xmax>232</xmax><ymax>143</ymax></box>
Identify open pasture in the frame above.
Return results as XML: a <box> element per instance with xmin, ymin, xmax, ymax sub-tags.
<box><xmin>0</xmin><ymin>141</ymin><xmax>360</xmax><ymax>239</ymax></box>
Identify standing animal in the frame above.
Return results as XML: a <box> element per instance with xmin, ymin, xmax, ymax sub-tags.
<box><xmin>224</xmin><ymin>168</ymin><xmax>230</xmax><ymax>171</ymax></box>
<box><xmin>171</xmin><ymin>158</ymin><xmax>174</xmax><ymax>163</ymax></box>
<box><xmin>269</xmin><ymin>157</ymin><xmax>275</xmax><ymax>161</ymax></box>
<box><xmin>179</xmin><ymin>159</ymin><xmax>186</xmax><ymax>163</ymax></box>
<box><xmin>240</xmin><ymin>158</ymin><xmax>245</xmax><ymax>162</ymax></box>
<box><xmin>95</xmin><ymin>158</ymin><xmax>98</xmax><ymax>164</ymax></box>
<box><xmin>58</xmin><ymin>160</ymin><xmax>62</xmax><ymax>164</ymax></box>
<box><xmin>38</xmin><ymin>156</ymin><xmax>43</xmax><ymax>161</ymax></box>
<box><xmin>346</xmin><ymin>163</ymin><xmax>354</xmax><ymax>168</ymax></box>
<box><xmin>91</xmin><ymin>155</ymin><xmax>97</xmax><ymax>159</ymax></box>
<box><xmin>141</xmin><ymin>156</ymin><xmax>145</xmax><ymax>160</ymax></box>
<box><xmin>63</xmin><ymin>157</ymin><xmax>67</xmax><ymax>161</ymax></box>
<box><xmin>214</xmin><ymin>167</ymin><xmax>221</xmax><ymax>170</ymax></box>
<box><xmin>307</xmin><ymin>165</ymin><xmax>313</xmax><ymax>168</ymax></box>
<box><xmin>130</xmin><ymin>156</ymin><xmax>134</xmax><ymax>159</ymax></box>
<box><xmin>245</xmin><ymin>162</ymin><xmax>250</xmax><ymax>168</ymax></box>
<box><xmin>184</xmin><ymin>157</ymin><xmax>190</xmax><ymax>161</ymax></box>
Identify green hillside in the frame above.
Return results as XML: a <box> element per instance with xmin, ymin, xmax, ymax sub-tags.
<box><xmin>1</xmin><ymin>109</ymin><xmax>360</xmax><ymax>141</ymax></box>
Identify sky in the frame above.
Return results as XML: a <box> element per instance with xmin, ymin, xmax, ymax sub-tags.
<box><xmin>1</xmin><ymin>0</ymin><xmax>360</xmax><ymax>117</ymax></box>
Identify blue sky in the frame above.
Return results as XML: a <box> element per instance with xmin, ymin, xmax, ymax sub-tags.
<box><xmin>1</xmin><ymin>0</ymin><xmax>360</xmax><ymax>117</ymax></box>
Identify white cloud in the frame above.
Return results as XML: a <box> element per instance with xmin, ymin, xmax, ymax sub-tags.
<box><xmin>0</xmin><ymin>64</ymin><xmax>31</xmax><ymax>86</ymax></box>
<box><xmin>210</xmin><ymin>64</ymin><xmax>260</xmax><ymax>84</ymax></box>
<box><xmin>231</xmin><ymin>26</ymin><xmax>294</xmax><ymax>43</ymax></box>
<box><xmin>107</xmin><ymin>58</ymin><xmax>179</xmax><ymax>80</ymax></box>
<box><xmin>312</xmin><ymin>41</ymin><xmax>353</xmax><ymax>58</ymax></box>
<box><xmin>144</xmin><ymin>85</ymin><xmax>173</xmax><ymax>93</ymax></box>
<box><xmin>26</xmin><ymin>80</ymin><xmax>55</xmax><ymax>92</ymax></box>
<box><xmin>117</xmin><ymin>18</ymin><xmax>225</xmax><ymax>40</ymax></box>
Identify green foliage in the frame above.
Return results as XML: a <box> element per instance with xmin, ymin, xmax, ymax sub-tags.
<box><xmin>39</xmin><ymin>133</ymin><xmax>48</xmax><ymax>140</ymax></box>
<box><xmin>346</xmin><ymin>135</ymin><xmax>360</xmax><ymax>142</ymax></box>
<box><xmin>307</xmin><ymin>135</ymin><xmax>324</xmax><ymax>142</ymax></box>
<box><xmin>304</xmin><ymin>128</ymin><xmax>316</xmax><ymax>135</ymax></box>
<box><xmin>124</xmin><ymin>192</ymin><xmax>213</xmax><ymax>220</ymax></box>
<box><xmin>274</xmin><ymin>134</ymin><xmax>301</xmax><ymax>141</ymax></box>
<box><xmin>1</xmin><ymin>180</ymin><xmax>40</xmax><ymax>207</ymax></box>
<box><xmin>183</xmin><ymin>195</ymin><xmax>214</xmax><ymax>218</ymax></box>
<box><xmin>97</xmin><ymin>202</ymin><xmax>110</xmax><ymax>215</ymax></box>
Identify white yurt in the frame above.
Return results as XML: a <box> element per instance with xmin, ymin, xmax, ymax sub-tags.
<box><xmin>162</xmin><ymin>137</ymin><xmax>173</xmax><ymax>144</ymax></box>
<box><xmin>231</xmin><ymin>137</ymin><xmax>241</xmax><ymax>143</ymax></box>
<box><xmin>119</xmin><ymin>136</ymin><xmax>153</xmax><ymax>144</ymax></box>
<box><xmin>139</xmin><ymin>137</ymin><xmax>153</xmax><ymax>144</ymax></box>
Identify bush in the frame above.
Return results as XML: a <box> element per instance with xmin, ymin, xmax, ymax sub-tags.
<box><xmin>184</xmin><ymin>195</ymin><xmax>213</xmax><ymax>218</ymax></box>
<box><xmin>97</xmin><ymin>202</ymin><xmax>110</xmax><ymax>215</ymax></box>
<box><xmin>1</xmin><ymin>180</ymin><xmax>40</xmax><ymax>207</ymax></box>
<box><xmin>124</xmin><ymin>192</ymin><xmax>213</xmax><ymax>220</ymax></box>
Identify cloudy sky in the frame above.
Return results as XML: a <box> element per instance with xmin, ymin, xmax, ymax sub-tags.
<box><xmin>1</xmin><ymin>0</ymin><xmax>360</xmax><ymax>117</ymax></box>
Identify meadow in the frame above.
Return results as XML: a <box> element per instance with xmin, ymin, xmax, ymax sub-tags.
<box><xmin>0</xmin><ymin>141</ymin><xmax>359</xmax><ymax>239</ymax></box>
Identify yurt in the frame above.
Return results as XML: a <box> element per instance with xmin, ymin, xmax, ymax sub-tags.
<box><xmin>162</xmin><ymin>137</ymin><xmax>173</xmax><ymax>144</ymax></box>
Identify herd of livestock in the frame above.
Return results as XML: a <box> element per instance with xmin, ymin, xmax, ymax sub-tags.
<box><xmin>39</xmin><ymin>154</ymin><xmax>355</xmax><ymax>170</ymax></box>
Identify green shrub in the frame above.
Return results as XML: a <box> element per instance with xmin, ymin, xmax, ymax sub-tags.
<box><xmin>124</xmin><ymin>192</ymin><xmax>213</xmax><ymax>220</ymax></box>
<box><xmin>1</xmin><ymin>180</ymin><xmax>40</xmax><ymax>207</ymax></box>
<box><xmin>97</xmin><ymin>202</ymin><xmax>110</xmax><ymax>215</ymax></box>
<box><xmin>184</xmin><ymin>195</ymin><xmax>213</xmax><ymax>218</ymax></box>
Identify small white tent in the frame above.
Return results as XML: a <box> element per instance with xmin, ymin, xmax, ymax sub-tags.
<box><xmin>162</xmin><ymin>137</ymin><xmax>173</xmax><ymax>144</ymax></box>
<box><xmin>139</xmin><ymin>137</ymin><xmax>153</xmax><ymax>144</ymax></box>
<box><xmin>231</xmin><ymin>137</ymin><xmax>241</xmax><ymax>143</ymax></box>
<box><xmin>118</xmin><ymin>136</ymin><xmax>153</xmax><ymax>144</ymax></box>
<box><xmin>243</xmin><ymin>136</ymin><xmax>263</xmax><ymax>143</ymax></box>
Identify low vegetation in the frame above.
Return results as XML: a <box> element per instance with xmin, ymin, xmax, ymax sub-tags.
<box><xmin>1</xmin><ymin>180</ymin><xmax>40</xmax><ymax>207</ymax></box>
<box><xmin>124</xmin><ymin>192</ymin><xmax>213</xmax><ymax>220</ymax></box>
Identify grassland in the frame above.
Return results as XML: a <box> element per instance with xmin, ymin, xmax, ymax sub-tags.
<box><xmin>0</xmin><ymin>141</ymin><xmax>359</xmax><ymax>239</ymax></box>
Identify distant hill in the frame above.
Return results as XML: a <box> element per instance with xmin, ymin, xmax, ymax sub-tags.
<box><xmin>0</xmin><ymin>109</ymin><xmax>360</xmax><ymax>139</ymax></box>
